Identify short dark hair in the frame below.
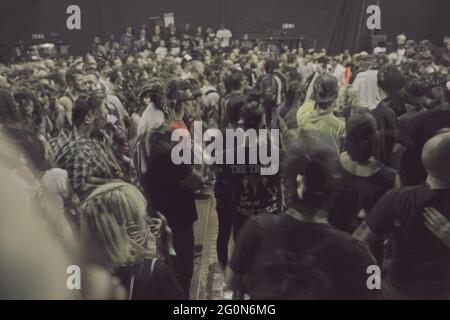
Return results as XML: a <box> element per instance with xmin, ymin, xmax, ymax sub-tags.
<box><xmin>72</xmin><ymin>95</ymin><xmax>97</xmax><ymax>127</ymax></box>
<box><xmin>241</xmin><ymin>101</ymin><xmax>264</xmax><ymax>130</ymax></box>
<box><xmin>264</xmin><ymin>59</ymin><xmax>278</xmax><ymax>74</ymax></box>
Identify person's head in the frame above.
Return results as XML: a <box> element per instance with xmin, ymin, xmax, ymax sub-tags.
<box><xmin>312</xmin><ymin>74</ymin><xmax>338</xmax><ymax>109</ymax></box>
<box><xmin>345</xmin><ymin>112</ymin><xmax>378</xmax><ymax>162</ymax></box>
<box><xmin>112</xmin><ymin>57</ymin><xmax>123</xmax><ymax>68</ymax></box>
<box><xmin>264</xmin><ymin>59</ymin><xmax>278</xmax><ymax>74</ymax></box>
<box><xmin>282</xmin><ymin>142</ymin><xmax>334</xmax><ymax>212</ymax></box>
<box><xmin>94</xmin><ymin>36</ymin><xmax>100</xmax><ymax>45</ymax></box>
<box><xmin>377</xmin><ymin>64</ymin><xmax>406</xmax><ymax>97</ymax></box>
<box><xmin>159</xmin><ymin>40</ymin><xmax>166</xmax><ymax>48</ymax></box>
<box><xmin>241</xmin><ymin>101</ymin><xmax>264</xmax><ymax>130</ymax></box>
<box><xmin>66</xmin><ymin>68</ymin><xmax>84</xmax><ymax>92</ymax></box>
<box><xmin>72</xmin><ymin>95</ymin><xmax>106</xmax><ymax>130</ymax></box>
<box><xmin>80</xmin><ymin>182</ymin><xmax>156</xmax><ymax>271</ymax></box>
<box><xmin>126</xmin><ymin>26</ymin><xmax>132</xmax><ymax>34</ymax></box>
<box><xmin>422</xmin><ymin>132</ymin><xmax>450</xmax><ymax>186</ymax></box>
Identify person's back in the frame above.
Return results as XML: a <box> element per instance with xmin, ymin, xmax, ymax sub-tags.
<box><xmin>352</xmin><ymin>69</ymin><xmax>381</xmax><ymax>110</ymax></box>
<box><xmin>365</xmin><ymin>184</ymin><xmax>450</xmax><ymax>298</ymax></box>
<box><xmin>230</xmin><ymin>211</ymin><xmax>376</xmax><ymax>299</ymax></box>
<box><xmin>330</xmin><ymin>158</ymin><xmax>397</xmax><ymax>232</ymax></box>
<box><xmin>137</xmin><ymin>128</ymin><xmax>197</xmax><ymax>232</ymax></box>
<box><xmin>227</xmin><ymin>137</ymin><xmax>375</xmax><ymax>300</ymax></box>
<box><xmin>370</xmin><ymin>99</ymin><xmax>398</xmax><ymax>164</ymax></box>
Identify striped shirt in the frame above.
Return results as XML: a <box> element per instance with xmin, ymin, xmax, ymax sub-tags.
<box><xmin>50</xmin><ymin>129</ymin><xmax>117</xmax><ymax>198</ymax></box>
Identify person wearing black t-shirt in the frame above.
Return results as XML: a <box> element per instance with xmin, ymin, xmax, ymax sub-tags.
<box><xmin>226</xmin><ymin>141</ymin><xmax>376</xmax><ymax>300</ymax></box>
<box><xmin>220</xmin><ymin>102</ymin><xmax>282</xmax><ymax>241</ymax></box>
<box><xmin>354</xmin><ymin>132</ymin><xmax>450</xmax><ymax>299</ymax></box>
<box><xmin>330</xmin><ymin>112</ymin><xmax>399</xmax><ymax>233</ymax></box>
<box><xmin>134</xmin><ymin>81</ymin><xmax>203</xmax><ymax>299</ymax></box>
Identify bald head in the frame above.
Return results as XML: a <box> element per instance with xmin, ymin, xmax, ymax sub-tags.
<box><xmin>422</xmin><ymin>132</ymin><xmax>450</xmax><ymax>185</ymax></box>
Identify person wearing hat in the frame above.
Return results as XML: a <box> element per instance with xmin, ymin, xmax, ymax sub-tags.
<box><xmin>354</xmin><ymin>132</ymin><xmax>450</xmax><ymax>299</ymax></box>
<box><xmin>297</xmin><ymin>74</ymin><xmax>345</xmax><ymax>148</ymax></box>
<box><xmin>136</xmin><ymin>81</ymin><xmax>166</xmax><ymax>137</ymax></box>
<box><xmin>226</xmin><ymin>140</ymin><xmax>376</xmax><ymax>299</ymax></box>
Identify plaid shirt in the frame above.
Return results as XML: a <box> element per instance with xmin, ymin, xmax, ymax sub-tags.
<box><xmin>50</xmin><ymin>129</ymin><xmax>116</xmax><ymax>198</ymax></box>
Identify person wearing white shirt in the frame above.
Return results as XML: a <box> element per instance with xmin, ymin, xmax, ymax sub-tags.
<box><xmin>216</xmin><ymin>24</ymin><xmax>232</xmax><ymax>48</ymax></box>
<box><xmin>155</xmin><ymin>40</ymin><xmax>168</xmax><ymax>59</ymax></box>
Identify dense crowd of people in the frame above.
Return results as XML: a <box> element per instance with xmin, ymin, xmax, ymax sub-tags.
<box><xmin>0</xmin><ymin>19</ymin><xmax>450</xmax><ymax>300</ymax></box>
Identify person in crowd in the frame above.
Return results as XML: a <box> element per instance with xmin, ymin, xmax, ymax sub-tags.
<box><xmin>79</xmin><ymin>182</ymin><xmax>184</xmax><ymax>300</ymax></box>
<box><xmin>220</xmin><ymin>102</ymin><xmax>282</xmax><ymax>240</ymax></box>
<box><xmin>51</xmin><ymin>95</ymin><xmax>123</xmax><ymax>201</ymax></box>
<box><xmin>0</xmin><ymin>74</ymin><xmax>22</xmax><ymax>127</ymax></box>
<box><xmin>354</xmin><ymin>132</ymin><xmax>450</xmax><ymax>299</ymax></box>
<box><xmin>155</xmin><ymin>40</ymin><xmax>168</xmax><ymax>60</ymax></box>
<box><xmin>0</xmin><ymin>134</ymin><xmax>76</xmax><ymax>299</ymax></box>
<box><xmin>370</xmin><ymin>64</ymin><xmax>403</xmax><ymax>165</ymax></box>
<box><xmin>330</xmin><ymin>112</ymin><xmax>400</xmax><ymax>233</ymax></box>
<box><xmin>136</xmin><ymin>81</ymin><xmax>165</xmax><ymax>137</ymax></box>
<box><xmin>134</xmin><ymin>79</ymin><xmax>203</xmax><ymax>299</ymax></box>
<box><xmin>216</xmin><ymin>24</ymin><xmax>233</xmax><ymax>49</ymax></box>
<box><xmin>297</xmin><ymin>74</ymin><xmax>345</xmax><ymax>148</ymax></box>
<box><xmin>226</xmin><ymin>141</ymin><xmax>376</xmax><ymax>299</ymax></box>
<box><xmin>258</xmin><ymin>59</ymin><xmax>284</xmax><ymax>128</ymax></box>
<box><xmin>120</xmin><ymin>26</ymin><xmax>135</xmax><ymax>51</ymax></box>
<box><xmin>219</xmin><ymin>70</ymin><xmax>246</xmax><ymax>128</ymax></box>
<box><xmin>1</xmin><ymin>16</ymin><xmax>450</xmax><ymax>301</ymax></box>
<box><xmin>214</xmin><ymin>98</ymin><xmax>246</xmax><ymax>269</ymax></box>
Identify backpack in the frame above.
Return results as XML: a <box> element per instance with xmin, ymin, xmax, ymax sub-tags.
<box><xmin>243</xmin><ymin>216</ymin><xmax>336</xmax><ymax>300</ymax></box>
<box><xmin>261</xmin><ymin>74</ymin><xmax>279</xmax><ymax>106</ymax></box>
